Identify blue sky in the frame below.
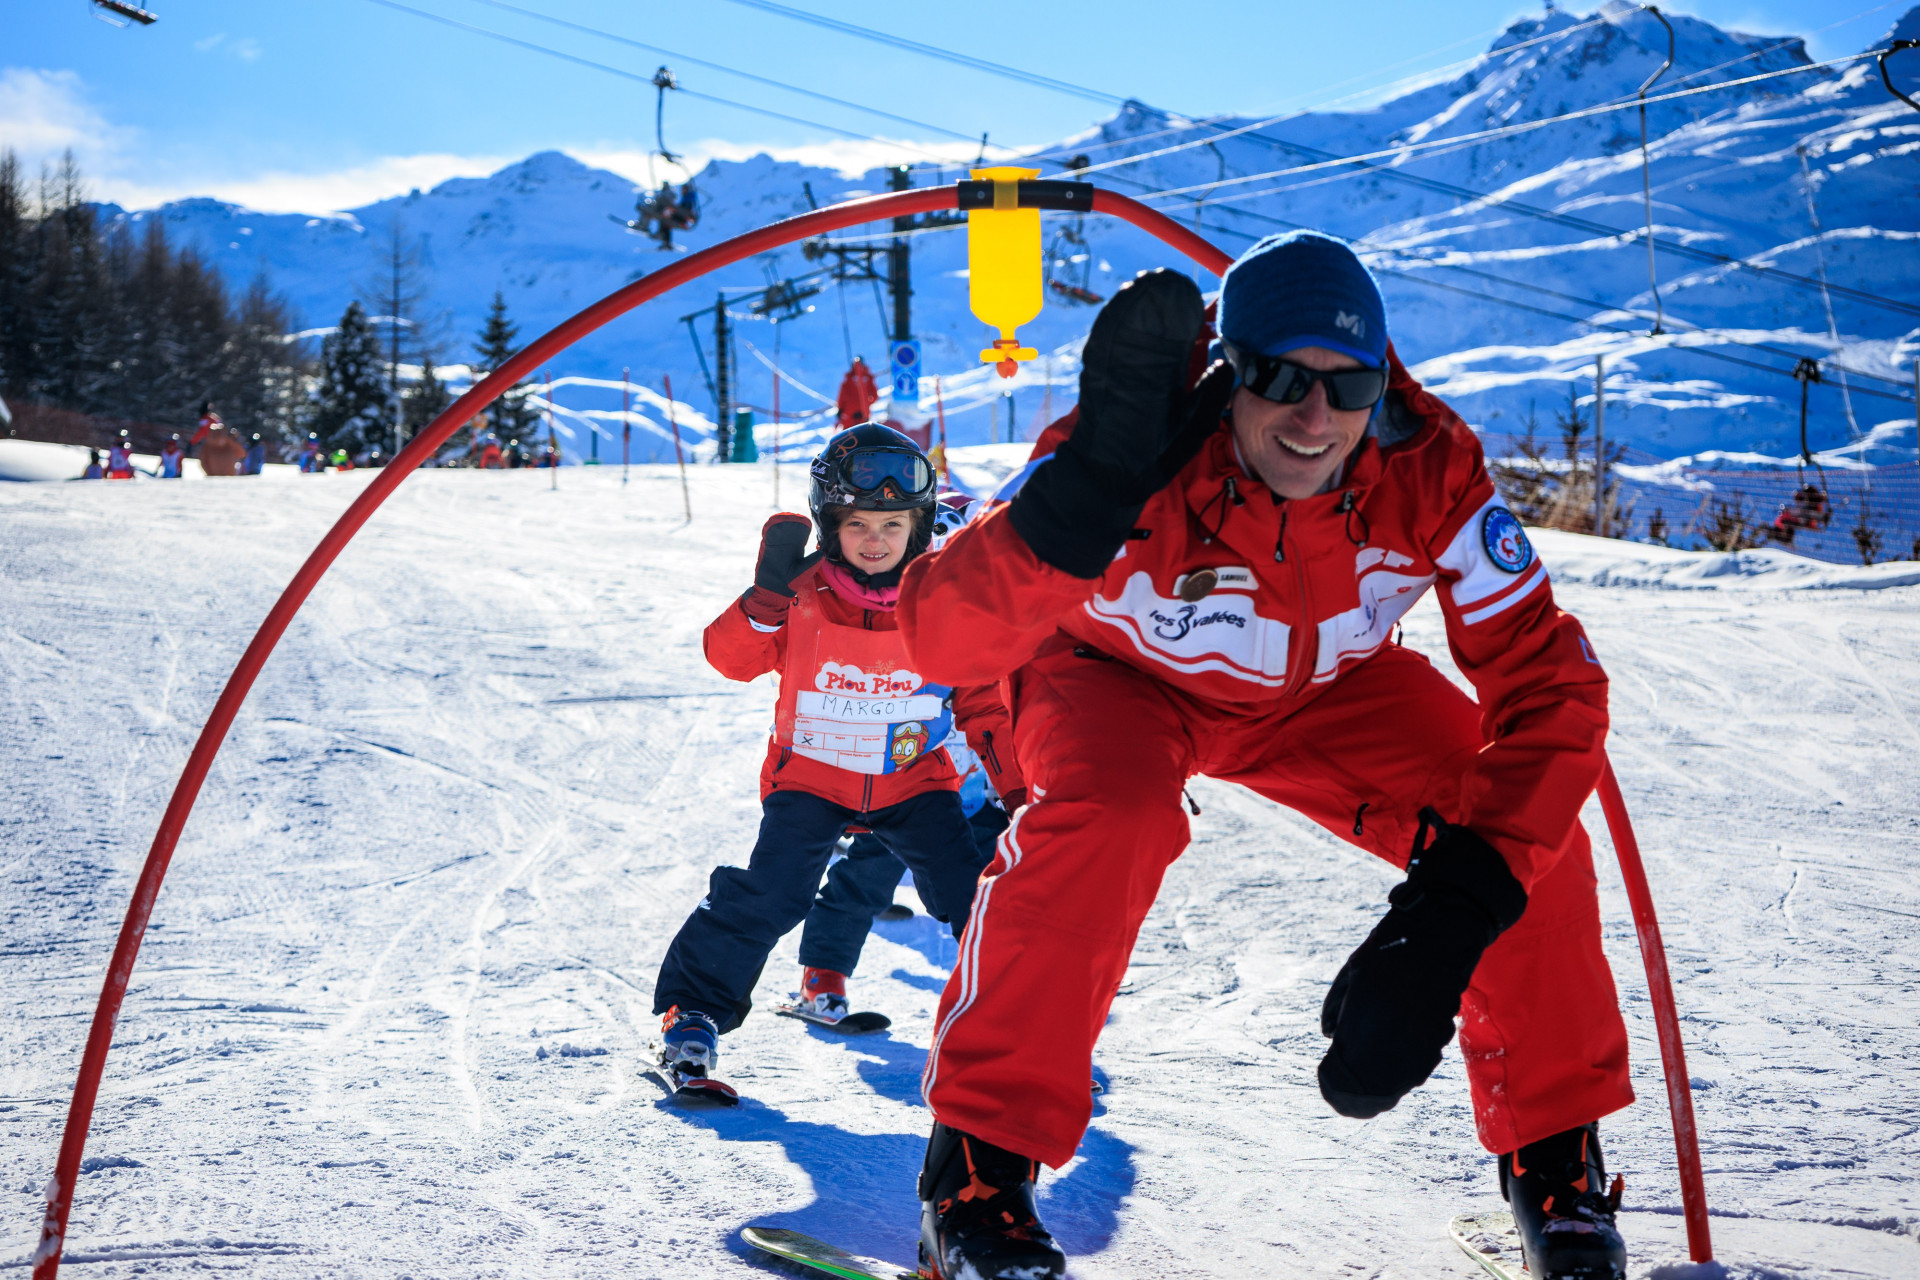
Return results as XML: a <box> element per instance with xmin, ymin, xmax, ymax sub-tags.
<box><xmin>3</xmin><ymin>0</ymin><xmax>1907</xmax><ymax>212</ymax></box>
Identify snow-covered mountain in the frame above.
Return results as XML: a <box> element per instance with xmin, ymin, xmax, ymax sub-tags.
<box><xmin>106</xmin><ymin>3</ymin><xmax>1920</xmax><ymax>465</ymax></box>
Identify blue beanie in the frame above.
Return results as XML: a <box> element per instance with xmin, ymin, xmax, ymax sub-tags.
<box><xmin>1217</xmin><ymin>231</ymin><xmax>1387</xmax><ymax>368</ymax></box>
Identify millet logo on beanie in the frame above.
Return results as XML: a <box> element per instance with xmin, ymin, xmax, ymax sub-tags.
<box><xmin>1218</xmin><ymin>231</ymin><xmax>1388</xmax><ymax>368</ymax></box>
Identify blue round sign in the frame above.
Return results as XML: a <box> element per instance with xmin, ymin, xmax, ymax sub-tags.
<box><xmin>1481</xmin><ymin>506</ymin><xmax>1533</xmax><ymax>574</ymax></box>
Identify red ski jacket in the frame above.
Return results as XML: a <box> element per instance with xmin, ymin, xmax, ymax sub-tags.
<box><xmin>704</xmin><ymin>561</ymin><xmax>1023</xmax><ymax>814</ymax></box>
<box><xmin>897</xmin><ymin>352</ymin><xmax>1608</xmax><ymax>890</ymax></box>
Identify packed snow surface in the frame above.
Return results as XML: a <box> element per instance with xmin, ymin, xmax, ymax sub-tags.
<box><xmin>1</xmin><ymin>459</ymin><xmax>1916</xmax><ymax>1277</ymax></box>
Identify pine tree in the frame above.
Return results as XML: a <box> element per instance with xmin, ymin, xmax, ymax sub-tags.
<box><xmin>309</xmin><ymin>300</ymin><xmax>387</xmax><ymax>453</ymax></box>
<box><xmin>474</xmin><ymin>290</ymin><xmax>536</xmax><ymax>441</ymax></box>
<box><xmin>226</xmin><ymin>277</ymin><xmax>307</xmax><ymax>448</ymax></box>
<box><xmin>404</xmin><ymin>352</ymin><xmax>452</xmax><ymax>439</ymax></box>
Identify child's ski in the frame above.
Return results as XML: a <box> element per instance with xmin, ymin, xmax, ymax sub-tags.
<box><xmin>774</xmin><ymin>1003</ymin><xmax>892</xmax><ymax>1034</ymax></box>
<box><xmin>741</xmin><ymin>1226</ymin><xmax>917</xmax><ymax>1280</ymax></box>
<box><xmin>1448</xmin><ymin>1210</ymin><xmax>1527</xmax><ymax>1280</ymax></box>
<box><xmin>642</xmin><ymin>1059</ymin><xmax>740</xmax><ymax>1106</ymax></box>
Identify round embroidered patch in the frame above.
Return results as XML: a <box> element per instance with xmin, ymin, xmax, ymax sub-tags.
<box><xmin>1481</xmin><ymin>506</ymin><xmax>1533</xmax><ymax>574</ymax></box>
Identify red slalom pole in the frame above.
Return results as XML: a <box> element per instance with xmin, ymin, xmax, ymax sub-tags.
<box><xmin>26</xmin><ymin>182</ymin><xmax>1227</xmax><ymax>1279</ymax></box>
<box><xmin>1597</xmin><ymin>758</ymin><xmax>1713</xmax><ymax>1263</ymax></box>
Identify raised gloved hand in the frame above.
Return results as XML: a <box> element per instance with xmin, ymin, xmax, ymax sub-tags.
<box><xmin>1318</xmin><ymin>808</ymin><xmax>1528</xmax><ymax>1119</ymax></box>
<box><xmin>1010</xmin><ymin>269</ymin><xmax>1235</xmax><ymax>578</ymax></box>
<box><xmin>740</xmin><ymin>512</ymin><xmax>820</xmax><ymax>626</ymax></box>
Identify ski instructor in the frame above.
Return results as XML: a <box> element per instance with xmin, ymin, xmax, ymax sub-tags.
<box><xmin>898</xmin><ymin>233</ymin><xmax>1634</xmax><ymax>1280</ymax></box>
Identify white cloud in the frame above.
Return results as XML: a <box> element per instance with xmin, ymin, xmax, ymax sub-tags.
<box><xmin>191</xmin><ymin>33</ymin><xmax>261</xmax><ymax>60</ymax></box>
<box><xmin>0</xmin><ymin>66</ymin><xmax>132</xmax><ymax>178</ymax></box>
<box><xmin>102</xmin><ymin>152</ymin><xmax>520</xmax><ymax>215</ymax></box>
<box><xmin>578</xmin><ymin>135</ymin><xmax>1019</xmax><ymax>182</ymax></box>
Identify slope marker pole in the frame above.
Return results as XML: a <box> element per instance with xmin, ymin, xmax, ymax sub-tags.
<box><xmin>664</xmin><ymin>373</ymin><xmax>691</xmax><ymax>522</ymax></box>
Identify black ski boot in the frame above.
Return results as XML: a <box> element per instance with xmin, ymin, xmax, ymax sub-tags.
<box><xmin>918</xmin><ymin>1122</ymin><xmax>1065</xmax><ymax>1280</ymax></box>
<box><xmin>1500</xmin><ymin>1121</ymin><xmax>1627</xmax><ymax>1279</ymax></box>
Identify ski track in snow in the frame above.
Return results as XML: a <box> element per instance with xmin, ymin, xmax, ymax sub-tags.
<box><xmin>1</xmin><ymin>464</ymin><xmax>1915</xmax><ymax>1278</ymax></box>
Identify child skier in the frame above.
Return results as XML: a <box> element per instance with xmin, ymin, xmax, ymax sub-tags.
<box><xmin>651</xmin><ymin>424</ymin><xmax>1016</xmax><ymax>1083</ymax></box>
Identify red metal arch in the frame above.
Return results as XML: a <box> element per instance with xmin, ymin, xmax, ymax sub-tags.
<box><xmin>29</xmin><ymin>186</ymin><xmax>1708</xmax><ymax>1276</ymax></box>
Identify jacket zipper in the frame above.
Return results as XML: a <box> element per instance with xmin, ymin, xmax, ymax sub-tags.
<box><xmin>1278</xmin><ymin>513</ymin><xmax>1315</xmax><ymax>700</ymax></box>
<box><xmin>979</xmin><ymin>729</ymin><xmax>1003</xmax><ymax>775</ymax></box>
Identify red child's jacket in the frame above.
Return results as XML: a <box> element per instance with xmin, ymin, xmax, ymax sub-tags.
<box><xmin>898</xmin><ymin>349</ymin><xmax>1609</xmax><ymax>891</ymax></box>
<box><xmin>703</xmin><ymin>560</ymin><xmax>1022</xmax><ymax>814</ymax></box>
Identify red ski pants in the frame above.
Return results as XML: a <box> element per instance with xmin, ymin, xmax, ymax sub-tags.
<box><xmin>923</xmin><ymin>641</ymin><xmax>1633</xmax><ymax>1169</ymax></box>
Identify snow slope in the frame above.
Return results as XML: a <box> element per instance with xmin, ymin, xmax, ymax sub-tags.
<box><xmin>113</xmin><ymin>6</ymin><xmax>1920</xmax><ymax>465</ymax></box>
<box><xmin>1</xmin><ymin>461</ymin><xmax>1916</xmax><ymax>1277</ymax></box>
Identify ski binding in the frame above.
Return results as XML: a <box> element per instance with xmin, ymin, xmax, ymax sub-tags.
<box><xmin>643</xmin><ymin>1057</ymin><xmax>739</xmax><ymax>1106</ymax></box>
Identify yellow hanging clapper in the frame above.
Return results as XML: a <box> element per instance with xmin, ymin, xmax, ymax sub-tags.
<box><xmin>967</xmin><ymin>167</ymin><xmax>1043</xmax><ymax>378</ymax></box>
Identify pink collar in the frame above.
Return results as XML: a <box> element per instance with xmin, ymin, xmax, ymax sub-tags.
<box><xmin>819</xmin><ymin>560</ymin><xmax>899</xmax><ymax>610</ymax></box>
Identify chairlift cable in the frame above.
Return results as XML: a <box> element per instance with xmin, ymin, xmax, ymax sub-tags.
<box><xmin>1091</xmin><ymin>162</ymin><xmax>1918</xmax><ymax>405</ymax></box>
<box><xmin>462</xmin><ymin>0</ymin><xmax>987</xmax><ymax>144</ymax></box>
<box><xmin>1635</xmin><ymin>5</ymin><xmax>1675</xmax><ymax>336</ymax></box>
<box><xmin>358</xmin><ymin>0</ymin><xmax>960</xmax><ymax>161</ymax></box>
<box><xmin>1151</xmin><ymin>125</ymin><xmax>1920</xmax><ymax>321</ymax></box>
<box><xmin>1128</xmin><ymin>51</ymin><xmax>1893</xmax><ymax>200</ymax></box>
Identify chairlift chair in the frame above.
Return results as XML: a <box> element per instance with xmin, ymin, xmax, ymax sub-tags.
<box><xmin>620</xmin><ymin>66</ymin><xmax>701</xmax><ymax>250</ymax></box>
<box><xmin>92</xmin><ymin>0</ymin><xmax>158</xmax><ymax>25</ymax></box>
<box><xmin>1044</xmin><ymin>155</ymin><xmax>1105</xmax><ymax>306</ymax></box>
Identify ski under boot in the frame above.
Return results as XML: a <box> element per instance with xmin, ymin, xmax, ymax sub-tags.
<box><xmin>1500</xmin><ymin>1121</ymin><xmax>1627</xmax><ymax>1280</ymax></box>
<box><xmin>659</xmin><ymin>1007</ymin><xmax>721</xmax><ymax>1077</ymax></box>
<box><xmin>918</xmin><ymin>1122</ymin><xmax>1065</xmax><ymax>1280</ymax></box>
<box><xmin>799</xmin><ymin>967</ymin><xmax>852</xmax><ymax>1023</ymax></box>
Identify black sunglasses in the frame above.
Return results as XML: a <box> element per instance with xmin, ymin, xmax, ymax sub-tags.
<box><xmin>1222</xmin><ymin>343</ymin><xmax>1388</xmax><ymax>411</ymax></box>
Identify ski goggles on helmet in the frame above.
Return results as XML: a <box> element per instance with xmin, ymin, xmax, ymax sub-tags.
<box><xmin>1222</xmin><ymin>342</ymin><xmax>1388</xmax><ymax>411</ymax></box>
<box><xmin>811</xmin><ymin>446</ymin><xmax>934</xmax><ymax>507</ymax></box>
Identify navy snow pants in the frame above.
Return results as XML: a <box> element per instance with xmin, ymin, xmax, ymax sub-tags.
<box><xmin>653</xmin><ymin>787</ymin><xmax>990</xmax><ymax>1032</ymax></box>
<box><xmin>797</xmin><ymin>803</ymin><xmax>1010</xmax><ymax>976</ymax></box>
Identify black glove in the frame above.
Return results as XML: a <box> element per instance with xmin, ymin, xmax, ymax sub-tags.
<box><xmin>1010</xmin><ymin>270</ymin><xmax>1234</xmax><ymax>578</ymax></box>
<box><xmin>1318</xmin><ymin>808</ymin><xmax>1528</xmax><ymax>1119</ymax></box>
<box><xmin>752</xmin><ymin>512</ymin><xmax>818</xmax><ymax>596</ymax></box>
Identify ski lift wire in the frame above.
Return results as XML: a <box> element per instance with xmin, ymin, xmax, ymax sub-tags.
<box><xmin>710</xmin><ymin>0</ymin><xmax>1122</xmax><ymax>105</ymax></box>
<box><xmin>1158</xmin><ymin>121</ymin><xmax>1920</xmax><ymax>321</ymax></box>
<box><xmin>1103</xmin><ymin>162</ymin><xmax>1918</xmax><ymax>403</ymax></box>
<box><xmin>1128</xmin><ymin>50</ymin><xmax>1893</xmax><ymax>201</ymax></box>
<box><xmin>1636</xmin><ymin>5</ymin><xmax>1674</xmax><ymax>336</ymax></box>
<box><xmin>460</xmin><ymin>0</ymin><xmax>988</xmax><ymax>144</ymax></box>
<box><xmin>357</xmin><ymin>0</ymin><xmax>962</xmax><ymax>162</ymax></box>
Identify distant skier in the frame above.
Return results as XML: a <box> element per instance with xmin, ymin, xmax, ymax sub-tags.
<box><xmin>651</xmin><ymin>425</ymin><xmax>1014</xmax><ymax>1084</ymax></box>
<box><xmin>330</xmin><ymin>448</ymin><xmax>354</xmax><ymax>471</ymax></box>
<box><xmin>298</xmin><ymin>434</ymin><xmax>325</xmax><ymax>473</ymax></box>
<box><xmin>243</xmin><ymin>433</ymin><xmax>266</xmax><ymax>475</ymax></box>
<box><xmin>835</xmin><ymin>357</ymin><xmax>880</xmax><ymax>429</ymax></box>
<box><xmin>81</xmin><ymin>449</ymin><xmax>105</xmax><ymax>480</ymax></box>
<box><xmin>197</xmin><ymin>421</ymin><xmax>246</xmax><ymax>477</ymax></box>
<box><xmin>188</xmin><ymin>401</ymin><xmax>223</xmax><ymax>451</ymax></box>
<box><xmin>477</xmin><ymin>434</ymin><xmax>504</xmax><ymax>469</ymax></box>
<box><xmin>105</xmin><ymin>432</ymin><xmax>135</xmax><ymax>480</ymax></box>
<box><xmin>898</xmin><ymin>239</ymin><xmax>1632</xmax><ymax>1280</ymax></box>
<box><xmin>157</xmin><ymin>434</ymin><xmax>185</xmax><ymax>478</ymax></box>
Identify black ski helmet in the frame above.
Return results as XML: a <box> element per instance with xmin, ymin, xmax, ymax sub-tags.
<box><xmin>808</xmin><ymin>423</ymin><xmax>938</xmax><ymax>566</ymax></box>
